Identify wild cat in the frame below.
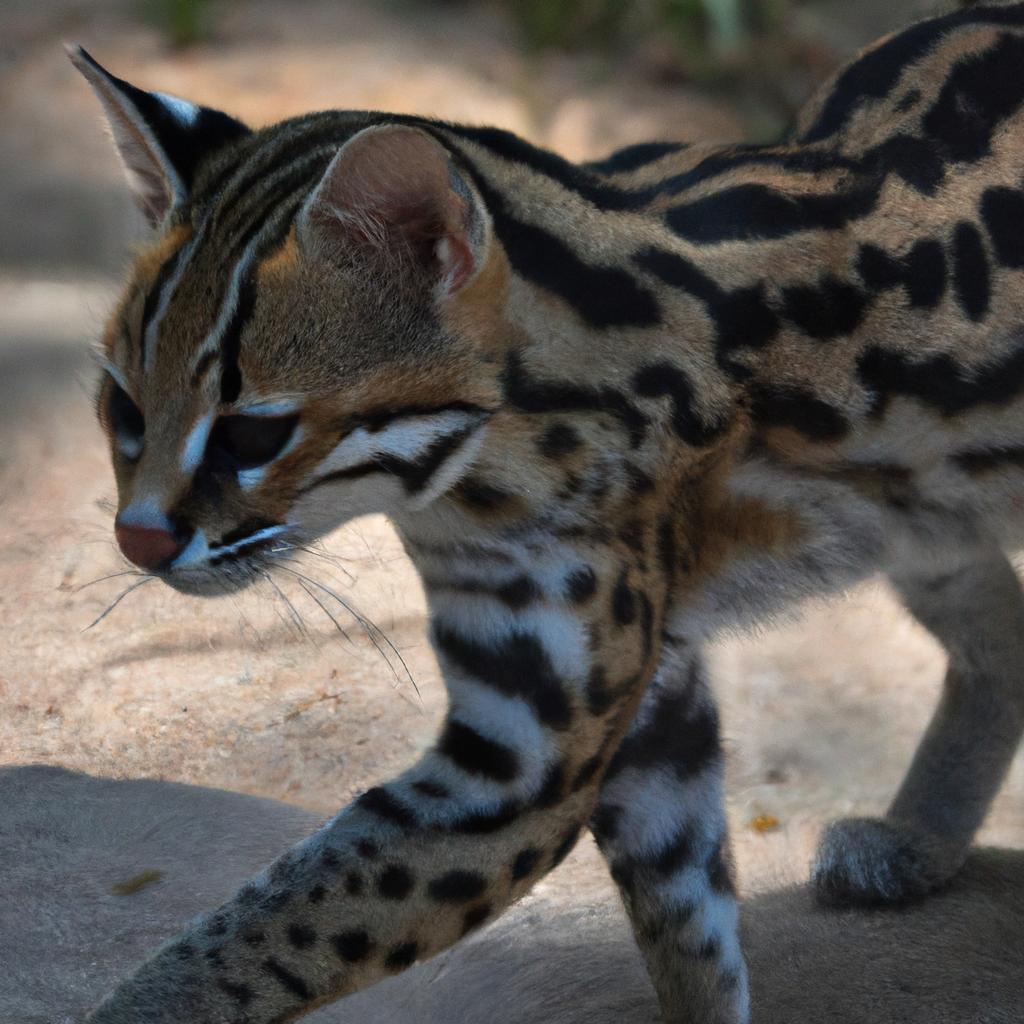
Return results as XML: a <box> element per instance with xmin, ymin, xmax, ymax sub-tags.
<box><xmin>72</xmin><ymin>4</ymin><xmax>1024</xmax><ymax>1021</ymax></box>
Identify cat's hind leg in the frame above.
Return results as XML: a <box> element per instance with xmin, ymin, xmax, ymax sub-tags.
<box><xmin>814</xmin><ymin>542</ymin><xmax>1024</xmax><ymax>906</ymax></box>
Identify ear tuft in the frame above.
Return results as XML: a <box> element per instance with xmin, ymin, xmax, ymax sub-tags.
<box><xmin>299</xmin><ymin>125</ymin><xmax>489</xmax><ymax>296</ymax></box>
<box><xmin>69</xmin><ymin>45</ymin><xmax>249</xmax><ymax>226</ymax></box>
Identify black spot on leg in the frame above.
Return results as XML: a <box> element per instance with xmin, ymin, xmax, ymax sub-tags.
<box><xmin>462</xmin><ymin>903</ymin><xmax>493</xmax><ymax>934</ymax></box>
<box><xmin>357</xmin><ymin>787</ymin><xmax>418</xmax><ymax>829</ymax></box>
<box><xmin>512</xmin><ymin>847</ymin><xmax>542</xmax><ymax>881</ymax></box>
<box><xmin>605</xmin><ymin>686</ymin><xmax>721</xmax><ymax>784</ymax></box>
<box><xmin>497</xmin><ymin>576</ymin><xmax>543</xmax><ymax>609</ymax></box>
<box><xmin>438</xmin><ymin>719</ymin><xmax>520</xmax><ymax>782</ymax></box>
<box><xmin>308</xmin><ymin>885</ymin><xmax>326</xmax><ymax>904</ymax></box>
<box><xmin>384</xmin><ymin>941</ymin><xmax>419</xmax><ymax>971</ymax></box>
<box><xmin>333</xmin><ymin>929</ymin><xmax>373</xmax><ymax>963</ymax></box>
<box><xmin>534</xmin><ymin>761</ymin><xmax>567</xmax><ymax>809</ymax></box>
<box><xmin>708</xmin><ymin>841</ymin><xmax>737</xmax><ymax>895</ymax></box>
<box><xmin>572</xmin><ymin>753</ymin><xmax>604</xmax><ymax>792</ymax></box>
<box><xmin>262</xmin><ymin>957</ymin><xmax>312</xmax><ymax>999</ymax></box>
<box><xmin>412</xmin><ymin>779</ymin><xmax>451</xmax><ymax>799</ymax></box>
<box><xmin>345</xmin><ymin>871</ymin><xmax>365</xmax><ymax>896</ymax></box>
<box><xmin>590</xmin><ymin>804</ymin><xmax>622</xmax><ymax>845</ymax></box>
<box><xmin>551</xmin><ymin>825</ymin><xmax>583</xmax><ymax>868</ymax></box>
<box><xmin>652</xmin><ymin>830</ymin><xmax>696</xmax><ymax>876</ymax></box>
<box><xmin>320</xmin><ymin>848</ymin><xmax>342</xmax><ymax>872</ymax></box>
<box><xmin>428</xmin><ymin>870</ymin><xmax>488</xmax><ymax>903</ymax></box>
<box><xmin>434</xmin><ymin>628</ymin><xmax>573</xmax><ymax>731</ymax></box>
<box><xmin>609</xmin><ymin>859</ymin><xmax>636</xmax><ymax>893</ymax></box>
<box><xmin>205</xmin><ymin>914</ymin><xmax>228</xmax><ymax>937</ymax></box>
<box><xmin>356</xmin><ymin>840</ymin><xmax>379</xmax><ymax>860</ymax></box>
<box><xmin>218</xmin><ymin>979</ymin><xmax>254</xmax><ymax>1005</ymax></box>
<box><xmin>241</xmin><ymin>930</ymin><xmax>266</xmax><ymax>946</ymax></box>
<box><xmin>450</xmin><ymin>800</ymin><xmax>521</xmax><ymax>834</ymax></box>
<box><xmin>287</xmin><ymin>924</ymin><xmax>317</xmax><ymax>950</ymax></box>
<box><xmin>377</xmin><ymin>865</ymin><xmax>415</xmax><ymax>901</ymax></box>
<box><xmin>587</xmin><ymin>666</ymin><xmax>630</xmax><ymax>716</ymax></box>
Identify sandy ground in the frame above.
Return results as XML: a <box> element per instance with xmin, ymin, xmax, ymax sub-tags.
<box><xmin>1</xmin><ymin>0</ymin><xmax>1021</xmax><ymax>913</ymax></box>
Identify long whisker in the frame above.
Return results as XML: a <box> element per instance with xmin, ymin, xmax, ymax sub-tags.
<box><xmin>275</xmin><ymin>564</ymin><xmax>420</xmax><ymax>700</ymax></box>
<box><xmin>72</xmin><ymin>569</ymin><xmax>148</xmax><ymax>593</ymax></box>
<box><xmin>260</xmin><ymin>570</ymin><xmax>311</xmax><ymax>641</ymax></box>
<box><xmin>272</xmin><ymin>542</ymin><xmax>356</xmax><ymax>583</ymax></box>
<box><xmin>81</xmin><ymin>576</ymin><xmax>155</xmax><ymax>632</ymax></box>
<box><xmin>294</xmin><ymin>576</ymin><xmax>354</xmax><ymax>645</ymax></box>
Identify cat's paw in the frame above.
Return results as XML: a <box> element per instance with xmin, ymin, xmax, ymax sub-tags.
<box><xmin>811</xmin><ymin>817</ymin><xmax>957</xmax><ymax>907</ymax></box>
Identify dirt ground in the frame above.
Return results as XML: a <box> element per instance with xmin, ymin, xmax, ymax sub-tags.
<box><xmin>1</xmin><ymin>0</ymin><xmax>1021</xmax><ymax>909</ymax></box>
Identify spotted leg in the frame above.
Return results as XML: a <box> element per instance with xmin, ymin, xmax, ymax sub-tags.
<box><xmin>591</xmin><ymin>638</ymin><xmax>749</xmax><ymax>1024</ymax></box>
<box><xmin>85</xmin><ymin>545</ymin><xmax>659</xmax><ymax>1024</ymax></box>
<box><xmin>814</xmin><ymin>542</ymin><xmax>1024</xmax><ymax>905</ymax></box>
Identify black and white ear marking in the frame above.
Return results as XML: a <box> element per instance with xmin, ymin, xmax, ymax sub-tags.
<box><xmin>298</xmin><ymin>124</ymin><xmax>491</xmax><ymax>297</ymax></box>
<box><xmin>68</xmin><ymin>45</ymin><xmax>250</xmax><ymax>225</ymax></box>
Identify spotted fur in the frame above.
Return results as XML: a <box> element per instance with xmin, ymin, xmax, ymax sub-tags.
<box><xmin>73</xmin><ymin>6</ymin><xmax>1024</xmax><ymax>1021</ymax></box>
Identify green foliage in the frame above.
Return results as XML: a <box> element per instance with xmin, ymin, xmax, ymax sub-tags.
<box><xmin>509</xmin><ymin>0</ymin><xmax>632</xmax><ymax>53</ymax></box>
<box><xmin>502</xmin><ymin>0</ymin><xmax>775</xmax><ymax>58</ymax></box>
<box><xmin>146</xmin><ymin>0</ymin><xmax>211</xmax><ymax>48</ymax></box>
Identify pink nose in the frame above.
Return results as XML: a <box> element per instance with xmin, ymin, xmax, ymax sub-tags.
<box><xmin>114</xmin><ymin>521</ymin><xmax>183</xmax><ymax>571</ymax></box>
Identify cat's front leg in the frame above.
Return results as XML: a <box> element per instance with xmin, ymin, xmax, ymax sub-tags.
<box><xmin>86</xmin><ymin>730</ymin><xmax>603</xmax><ymax>1022</ymax></box>
<box><xmin>592</xmin><ymin>637</ymin><xmax>748</xmax><ymax>1024</ymax></box>
<box><xmin>87</xmin><ymin>556</ymin><xmax>658</xmax><ymax>1023</ymax></box>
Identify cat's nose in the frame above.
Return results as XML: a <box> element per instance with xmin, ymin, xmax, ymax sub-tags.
<box><xmin>114</xmin><ymin>520</ymin><xmax>184</xmax><ymax>571</ymax></box>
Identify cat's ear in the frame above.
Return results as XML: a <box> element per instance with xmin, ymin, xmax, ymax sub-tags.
<box><xmin>298</xmin><ymin>124</ymin><xmax>490</xmax><ymax>296</ymax></box>
<box><xmin>68</xmin><ymin>46</ymin><xmax>250</xmax><ymax>226</ymax></box>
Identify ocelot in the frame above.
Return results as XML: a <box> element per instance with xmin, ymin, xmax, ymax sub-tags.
<box><xmin>73</xmin><ymin>4</ymin><xmax>1024</xmax><ymax>1021</ymax></box>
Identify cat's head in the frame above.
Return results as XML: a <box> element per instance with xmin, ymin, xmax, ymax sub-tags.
<box><xmin>73</xmin><ymin>49</ymin><xmax>506</xmax><ymax>595</ymax></box>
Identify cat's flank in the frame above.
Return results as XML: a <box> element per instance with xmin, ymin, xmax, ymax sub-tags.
<box><xmin>73</xmin><ymin>4</ymin><xmax>1024</xmax><ymax>1022</ymax></box>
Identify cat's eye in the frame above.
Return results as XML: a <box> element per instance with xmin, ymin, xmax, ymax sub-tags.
<box><xmin>206</xmin><ymin>414</ymin><xmax>299</xmax><ymax>471</ymax></box>
<box><xmin>108</xmin><ymin>382</ymin><xmax>145</xmax><ymax>460</ymax></box>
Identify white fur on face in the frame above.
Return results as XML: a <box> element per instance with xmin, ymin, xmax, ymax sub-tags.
<box><xmin>180</xmin><ymin>412</ymin><xmax>214</xmax><ymax>475</ymax></box>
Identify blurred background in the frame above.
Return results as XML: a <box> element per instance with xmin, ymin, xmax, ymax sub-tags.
<box><xmin>1</xmin><ymin>0</ymin><xmax>1020</xmax><ymax>897</ymax></box>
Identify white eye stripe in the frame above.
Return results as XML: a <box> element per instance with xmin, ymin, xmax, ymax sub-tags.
<box><xmin>311</xmin><ymin>410</ymin><xmax>485</xmax><ymax>480</ymax></box>
<box><xmin>237</xmin><ymin>399</ymin><xmax>302</xmax><ymax>417</ymax></box>
<box><xmin>180</xmin><ymin>412</ymin><xmax>214</xmax><ymax>474</ymax></box>
<box><xmin>99</xmin><ymin>359</ymin><xmax>132</xmax><ymax>398</ymax></box>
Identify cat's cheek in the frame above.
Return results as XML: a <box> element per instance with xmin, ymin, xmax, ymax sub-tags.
<box><xmin>288</xmin><ymin>474</ymin><xmax>409</xmax><ymax>541</ymax></box>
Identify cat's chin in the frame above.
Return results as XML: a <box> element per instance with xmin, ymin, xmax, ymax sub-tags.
<box><xmin>158</xmin><ymin>568</ymin><xmax>260</xmax><ymax>598</ymax></box>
